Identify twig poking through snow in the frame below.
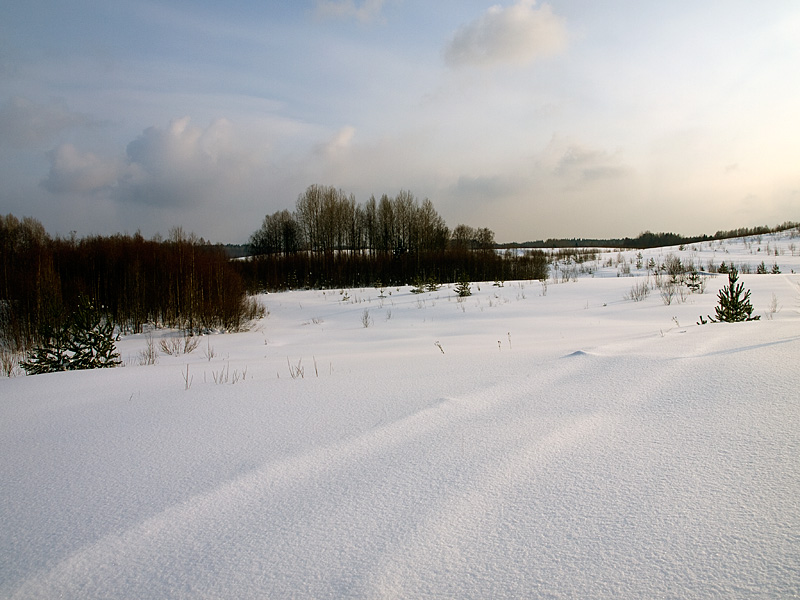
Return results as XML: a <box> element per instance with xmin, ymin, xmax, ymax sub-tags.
<box><xmin>182</xmin><ymin>364</ymin><xmax>192</xmax><ymax>390</ymax></box>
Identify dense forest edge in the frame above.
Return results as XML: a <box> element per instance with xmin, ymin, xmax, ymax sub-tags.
<box><xmin>1</xmin><ymin>182</ymin><xmax>797</xmax><ymax>355</ymax></box>
<box><xmin>0</xmin><ymin>218</ymin><xmax>265</xmax><ymax>352</ymax></box>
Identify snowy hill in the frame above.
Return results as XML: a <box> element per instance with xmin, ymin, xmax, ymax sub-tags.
<box><xmin>2</xmin><ymin>232</ymin><xmax>799</xmax><ymax>598</ymax></box>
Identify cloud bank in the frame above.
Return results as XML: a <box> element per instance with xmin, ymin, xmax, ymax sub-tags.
<box><xmin>444</xmin><ymin>0</ymin><xmax>567</xmax><ymax>68</ymax></box>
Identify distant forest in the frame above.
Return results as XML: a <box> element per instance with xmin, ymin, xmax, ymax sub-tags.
<box><xmin>499</xmin><ymin>222</ymin><xmax>800</xmax><ymax>250</ymax></box>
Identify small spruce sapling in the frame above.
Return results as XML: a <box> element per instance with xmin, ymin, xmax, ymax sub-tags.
<box><xmin>20</xmin><ymin>323</ymin><xmax>72</xmax><ymax>374</ymax></box>
<box><xmin>699</xmin><ymin>268</ymin><xmax>760</xmax><ymax>324</ymax></box>
<box><xmin>22</xmin><ymin>297</ymin><xmax>121</xmax><ymax>374</ymax></box>
<box><xmin>454</xmin><ymin>276</ymin><xmax>472</xmax><ymax>297</ymax></box>
<box><xmin>685</xmin><ymin>270</ymin><xmax>703</xmax><ymax>293</ymax></box>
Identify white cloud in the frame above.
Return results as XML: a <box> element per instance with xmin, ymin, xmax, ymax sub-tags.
<box><xmin>118</xmin><ymin>116</ymin><xmax>253</xmax><ymax>207</ymax></box>
<box><xmin>41</xmin><ymin>117</ymin><xmax>258</xmax><ymax>210</ymax></box>
<box><xmin>41</xmin><ymin>144</ymin><xmax>121</xmax><ymax>194</ymax></box>
<box><xmin>444</xmin><ymin>0</ymin><xmax>567</xmax><ymax>68</ymax></box>
<box><xmin>126</xmin><ymin>117</ymin><xmax>223</xmax><ymax>177</ymax></box>
<box><xmin>315</xmin><ymin>0</ymin><xmax>386</xmax><ymax>23</ymax></box>
<box><xmin>316</xmin><ymin>125</ymin><xmax>356</xmax><ymax>157</ymax></box>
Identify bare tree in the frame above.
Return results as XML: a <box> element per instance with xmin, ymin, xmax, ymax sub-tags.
<box><xmin>295</xmin><ymin>184</ymin><xmax>324</xmax><ymax>252</ymax></box>
<box><xmin>476</xmin><ymin>227</ymin><xmax>496</xmax><ymax>251</ymax></box>
<box><xmin>393</xmin><ymin>190</ymin><xmax>417</xmax><ymax>253</ymax></box>
<box><xmin>451</xmin><ymin>224</ymin><xmax>477</xmax><ymax>250</ymax></box>
<box><xmin>363</xmin><ymin>195</ymin><xmax>378</xmax><ymax>253</ymax></box>
<box><xmin>377</xmin><ymin>194</ymin><xmax>395</xmax><ymax>254</ymax></box>
<box><xmin>416</xmin><ymin>198</ymin><xmax>449</xmax><ymax>253</ymax></box>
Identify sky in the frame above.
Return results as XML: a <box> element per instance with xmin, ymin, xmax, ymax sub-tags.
<box><xmin>1</xmin><ymin>1</ymin><xmax>799</xmax><ymax>243</ymax></box>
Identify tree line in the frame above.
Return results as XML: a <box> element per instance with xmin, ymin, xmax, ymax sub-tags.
<box><xmin>249</xmin><ymin>185</ymin><xmax>490</xmax><ymax>256</ymax></box>
<box><xmin>1</xmin><ymin>215</ymin><xmax>261</xmax><ymax>350</ymax></box>
<box><xmin>499</xmin><ymin>221</ymin><xmax>800</xmax><ymax>251</ymax></box>
<box><xmin>239</xmin><ymin>185</ymin><xmax>548</xmax><ymax>291</ymax></box>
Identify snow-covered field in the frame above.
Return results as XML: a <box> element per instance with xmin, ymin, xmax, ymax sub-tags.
<box><xmin>2</xmin><ymin>232</ymin><xmax>800</xmax><ymax>599</ymax></box>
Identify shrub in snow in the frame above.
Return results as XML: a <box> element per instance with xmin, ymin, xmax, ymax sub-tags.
<box><xmin>664</xmin><ymin>253</ymin><xmax>684</xmax><ymax>281</ymax></box>
<box><xmin>454</xmin><ymin>277</ymin><xmax>472</xmax><ymax>297</ymax></box>
<box><xmin>21</xmin><ymin>298</ymin><xmax>121</xmax><ymax>374</ymax></box>
<box><xmin>410</xmin><ymin>278</ymin><xmax>426</xmax><ymax>294</ymax></box>
<box><xmin>1</xmin><ymin>345</ymin><xmax>22</xmax><ymax>377</ymax></box>
<box><xmin>625</xmin><ymin>279</ymin><xmax>650</xmax><ymax>302</ymax></box>
<box><xmin>685</xmin><ymin>270</ymin><xmax>703</xmax><ymax>293</ymax></box>
<box><xmin>361</xmin><ymin>308</ymin><xmax>373</xmax><ymax>328</ymax></box>
<box><xmin>137</xmin><ymin>333</ymin><xmax>158</xmax><ymax>366</ymax></box>
<box><xmin>700</xmin><ymin>268</ymin><xmax>760</xmax><ymax>324</ymax></box>
<box><xmin>159</xmin><ymin>333</ymin><xmax>200</xmax><ymax>356</ymax></box>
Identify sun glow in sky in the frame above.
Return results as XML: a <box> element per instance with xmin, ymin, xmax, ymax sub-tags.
<box><xmin>1</xmin><ymin>1</ymin><xmax>798</xmax><ymax>242</ymax></box>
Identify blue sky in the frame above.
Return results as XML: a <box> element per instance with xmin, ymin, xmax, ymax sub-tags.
<box><xmin>1</xmin><ymin>0</ymin><xmax>798</xmax><ymax>242</ymax></box>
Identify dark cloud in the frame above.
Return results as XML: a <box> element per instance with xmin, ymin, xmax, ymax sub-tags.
<box><xmin>451</xmin><ymin>174</ymin><xmax>515</xmax><ymax>200</ymax></box>
<box><xmin>554</xmin><ymin>145</ymin><xmax>627</xmax><ymax>183</ymax></box>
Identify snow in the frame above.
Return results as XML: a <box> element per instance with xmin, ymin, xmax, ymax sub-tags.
<box><xmin>2</xmin><ymin>233</ymin><xmax>800</xmax><ymax>598</ymax></box>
